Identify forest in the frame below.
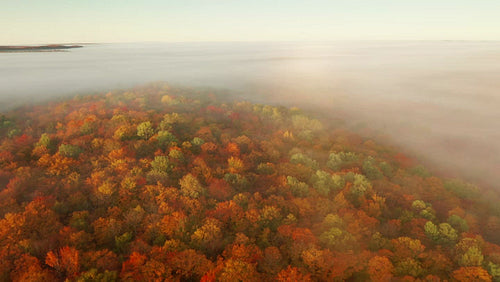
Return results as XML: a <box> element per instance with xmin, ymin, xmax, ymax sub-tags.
<box><xmin>0</xmin><ymin>83</ymin><xmax>499</xmax><ymax>281</ymax></box>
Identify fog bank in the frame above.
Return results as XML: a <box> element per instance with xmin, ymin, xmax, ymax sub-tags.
<box><xmin>1</xmin><ymin>41</ymin><xmax>499</xmax><ymax>188</ymax></box>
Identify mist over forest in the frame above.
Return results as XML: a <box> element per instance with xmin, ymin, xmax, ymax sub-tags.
<box><xmin>2</xmin><ymin>40</ymin><xmax>500</xmax><ymax>281</ymax></box>
<box><xmin>1</xmin><ymin>41</ymin><xmax>499</xmax><ymax>188</ymax></box>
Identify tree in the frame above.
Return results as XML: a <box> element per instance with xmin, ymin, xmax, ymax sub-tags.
<box><xmin>157</xmin><ymin>130</ymin><xmax>177</xmax><ymax>149</ymax></box>
<box><xmin>437</xmin><ymin>223</ymin><xmax>458</xmax><ymax>244</ymax></box>
<box><xmin>486</xmin><ymin>262</ymin><xmax>500</xmax><ymax>282</ymax></box>
<box><xmin>169</xmin><ymin>249</ymin><xmax>213</xmax><ymax>280</ymax></box>
<box><xmin>351</xmin><ymin>174</ymin><xmax>371</xmax><ymax>197</ymax></box>
<box><xmin>228</xmin><ymin>157</ymin><xmax>244</xmax><ymax>173</ymax></box>
<box><xmin>444</xmin><ymin>179</ymin><xmax>480</xmax><ymax>199</ymax></box>
<box><xmin>326</xmin><ymin>151</ymin><xmax>358</xmax><ymax>171</ymax></box>
<box><xmin>120</xmin><ymin>252</ymin><xmax>165</xmax><ymax>281</ymax></box>
<box><xmin>180</xmin><ymin>173</ymin><xmax>205</xmax><ymax>199</ymax></box>
<box><xmin>191</xmin><ymin>218</ymin><xmax>223</xmax><ymax>254</ymax></box>
<box><xmin>319</xmin><ymin>227</ymin><xmax>357</xmax><ymax>251</ymax></box>
<box><xmin>11</xmin><ymin>254</ymin><xmax>56</xmax><ymax>281</ymax></box>
<box><xmin>76</xmin><ymin>269</ymin><xmax>118</xmax><ymax>281</ymax></box>
<box><xmin>411</xmin><ymin>200</ymin><xmax>436</xmax><ymax>220</ymax></box>
<box><xmin>58</xmin><ymin>144</ymin><xmax>82</xmax><ymax>158</ymax></box>
<box><xmin>259</xmin><ymin>246</ymin><xmax>284</xmax><ymax>275</ymax></box>
<box><xmin>290</xmin><ymin>153</ymin><xmax>318</xmax><ymax>170</ymax></box>
<box><xmin>394</xmin><ymin>258</ymin><xmax>424</xmax><ymax>278</ymax></box>
<box><xmin>424</xmin><ymin>221</ymin><xmax>458</xmax><ymax>245</ymax></box>
<box><xmin>347</xmin><ymin>174</ymin><xmax>371</xmax><ymax>206</ymax></box>
<box><xmin>161</xmin><ymin>95</ymin><xmax>179</xmax><ymax>106</ymax></box>
<box><xmin>114</xmin><ymin>232</ymin><xmax>133</xmax><ymax>254</ymax></box>
<box><xmin>208</xmin><ymin>179</ymin><xmax>233</xmax><ymax>201</ymax></box>
<box><xmin>45</xmin><ymin>246</ymin><xmax>80</xmax><ymax>278</ymax></box>
<box><xmin>36</xmin><ymin>133</ymin><xmax>53</xmax><ymax>149</ymax></box>
<box><xmin>136</xmin><ymin>121</ymin><xmax>154</xmax><ymax>140</ymax></box>
<box><xmin>287</xmin><ymin>176</ymin><xmax>309</xmax><ymax>197</ymax></box>
<box><xmin>92</xmin><ymin>217</ymin><xmax>122</xmax><ymax>248</ymax></box>
<box><xmin>160</xmin><ymin>211</ymin><xmax>187</xmax><ymax>238</ymax></box>
<box><xmin>391</xmin><ymin>237</ymin><xmax>425</xmax><ymax>260</ymax></box>
<box><xmin>224</xmin><ymin>173</ymin><xmax>249</xmax><ymax>192</ymax></box>
<box><xmin>458</xmin><ymin>246</ymin><xmax>484</xmax><ymax>267</ymax></box>
<box><xmin>218</xmin><ymin>259</ymin><xmax>261</xmax><ymax>282</ymax></box>
<box><xmin>453</xmin><ymin>237</ymin><xmax>484</xmax><ymax>266</ymax></box>
<box><xmin>147</xmin><ymin>155</ymin><xmax>171</xmax><ymax>184</ymax></box>
<box><xmin>259</xmin><ymin>205</ymin><xmax>282</xmax><ymax>230</ymax></box>
<box><xmin>452</xmin><ymin>267</ymin><xmax>492</xmax><ymax>282</ymax></box>
<box><xmin>276</xmin><ymin>266</ymin><xmax>312</xmax><ymax>282</ymax></box>
<box><xmin>362</xmin><ymin>157</ymin><xmax>383</xmax><ymax>180</ymax></box>
<box><xmin>448</xmin><ymin>214</ymin><xmax>469</xmax><ymax>233</ymax></box>
<box><xmin>309</xmin><ymin>170</ymin><xmax>334</xmax><ymax>196</ymax></box>
<box><xmin>368</xmin><ymin>256</ymin><xmax>394</xmax><ymax>282</ymax></box>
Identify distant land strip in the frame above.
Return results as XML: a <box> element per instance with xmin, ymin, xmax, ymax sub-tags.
<box><xmin>0</xmin><ymin>44</ymin><xmax>83</xmax><ymax>52</ymax></box>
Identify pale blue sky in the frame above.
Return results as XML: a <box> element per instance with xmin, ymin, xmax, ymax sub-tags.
<box><xmin>2</xmin><ymin>0</ymin><xmax>500</xmax><ymax>44</ymax></box>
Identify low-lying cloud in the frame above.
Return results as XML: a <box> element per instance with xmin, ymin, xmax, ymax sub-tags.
<box><xmin>1</xmin><ymin>41</ymin><xmax>499</xmax><ymax>188</ymax></box>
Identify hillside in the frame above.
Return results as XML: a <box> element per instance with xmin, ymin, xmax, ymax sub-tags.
<box><xmin>0</xmin><ymin>83</ymin><xmax>499</xmax><ymax>281</ymax></box>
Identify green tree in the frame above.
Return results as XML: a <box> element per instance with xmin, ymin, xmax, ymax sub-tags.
<box><xmin>256</xmin><ymin>163</ymin><xmax>275</xmax><ymax>175</ymax></box>
<box><xmin>191</xmin><ymin>137</ymin><xmax>205</xmax><ymax>146</ymax></box>
<box><xmin>58</xmin><ymin>144</ymin><xmax>82</xmax><ymax>158</ymax></box>
<box><xmin>351</xmin><ymin>174</ymin><xmax>371</xmax><ymax>197</ymax></box>
<box><xmin>224</xmin><ymin>173</ymin><xmax>249</xmax><ymax>192</ymax></box>
<box><xmin>37</xmin><ymin>133</ymin><xmax>52</xmax><ymax>148</ymax></box>
<box><xmin>327</xmin><ymin>151</ymin><xmax>358</xmax><ymax>171</ymax></box>
<box><xmin>76</xmin><ymin>269</ymin><xmax>118</xmax><ymax>282</ymax></box>
<box><xmin>425</xmin><ymin>221</ymin><xmax>458</xmax><ymax>245</ymax></box>
<box><xmin>287</xmin><ymin>176</ymin><xmax>309</xmax><ymax>197</ymax></box>
<box><xmin>458</xmin><ymin>246</ymin><xmax>484</xmax><ymax>267</ymax></box>
<box><xmin>150</xmin><ymin>155</ymin><xmax>171</xmax><ymax>172</ymax></box>
<box><xmin>412</xmin><ymin>200</ymin><xmax>436</xmax><ymax>220</ymax></box>
<box><xmin>319</xmin><ymin>227</ymin><xmax>357</xmax><ymax>251</ymax></box>
<box><xmin>394</xmin><ymin>258</ymin><xmax>424</xmax><ymax>278</ymax></box>
<box><xmin>448</xmin><ymin>214</ymin><xmax>469</xmax><ymax>233</ymax></box>
<box><xmin>115</xmin><ymin>232</ymin><xmax>133</xmax><ymax>254</ymax></box>
<box><xmin>486</xmin><ymin>262</ymin><xmax>500</xmax><ymax>282</ymax></box>
<box><xmin>362</xmin><ymin>157</ymin><xmax>383</xmax><ymax>180</ymax></box>
<box><xmin>180</xmin><ymin>174</ymin><xmax>205</xmax><ymax>198</ymax></box>
<box><xmin>444</xmin><ymin>179</ymin><xmax>480</xmax><ymax>199</ymax></box>
<box><xmin>290</xmin><ymin>153</ymin><xmax>318</xmax><ymax>170</ymax></box>
<box><xmin>379</xmin><ymin>161</ymin><xmax>394</xmax><ymax>178</ymax></box>
<box><xmin>410</xmin><ymin>165</ymin><xmax>431</xmax><ymax>178</ymax></box>
<box><xmin>137</xmin><ymin>121</ymin><xmax>154</xmax><ymax>140</ymax></box>
<box><xmin>438</xmin><ymin>223</ymin><xmax>458</xmax><ymax>244</ymax></box>
<box><xmin>310</xmin><ymin>170</ymin><xmax>334</xmax><ymax>196</ymax></box>
<box><xmin>157</xmin><ymin>130</ymin><xmax>177</xmax><ymax>149</ymax></box>
<box><xmin>147</xmin><ymin>156</ymin><xmax>171</xmax><ymax>184</ymax></box>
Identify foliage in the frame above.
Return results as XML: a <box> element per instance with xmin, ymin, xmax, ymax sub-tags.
<box><xmin>58</xmin><ymin>144</ymin><xmax>82</xmax><ymax>158</ymax></box>
<box><xmin>326</xmin><ymin>151</ymin><xmax>358</xmax><ymax>171</ymax></box>
<box><xmin>362</xmin><ymin>156</ymin><xmax>383</xmax><ymax>180</ymax></box>
<box><xmin>286</xmin><ymin>176</ymin><xmax>309</xmax><ymax>197</ymax></box>
<box><xmin>136</xmin><ymin>121</ymin><xmax>154</xmax><ymax>140</ymax></box>
<box><xmin>290</xmin><ymin>153</ymin><xmax>318</xmax><ymax>170</ymax></box>
<box><xmin>180</xmin><ymin>173</ymin><xmax>205</xmax><ymax>198</ymax></box>
<box><xmin>0</xmin><ymin>83</ymin><xmax>498</xmax><ymax>280</ymax></box>
<box><xmin>424</xmin><ymin>221</ymin><xmax>458</xmax><ymax>245</ymax></box>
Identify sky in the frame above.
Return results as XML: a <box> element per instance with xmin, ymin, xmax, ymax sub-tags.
<box><xmin>2</xmin><ymin>0</ymin><xmax>500</xmax><ymax>44</ymax></box>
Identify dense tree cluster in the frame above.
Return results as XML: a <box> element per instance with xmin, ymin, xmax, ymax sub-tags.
<box><xmin>0</xmin><ymin>83</ymin><xmax>499</xmax><ymax>281</ymax></box>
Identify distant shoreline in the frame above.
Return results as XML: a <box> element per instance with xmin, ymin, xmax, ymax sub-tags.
<box><xmin>0</xmin><ymin>44</ymin><xmax>83</xmax><ymax>52</ymax></box>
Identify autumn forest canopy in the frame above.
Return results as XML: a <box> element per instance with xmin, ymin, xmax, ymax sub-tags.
<box><xmin>0</xmin><ymin>83</ymin><xmax>500</xmax><ymax>281</ymax></box>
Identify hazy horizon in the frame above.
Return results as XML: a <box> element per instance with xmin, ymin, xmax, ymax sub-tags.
<box><xmin>5</xmin><ymin>39</ymin><xmax>500</xmax><ymax>45</ymax></box>
<box><xmin>3</xmin><ymin>0</ymin><xmax>500</xmax><ymax>44</ymax></box>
